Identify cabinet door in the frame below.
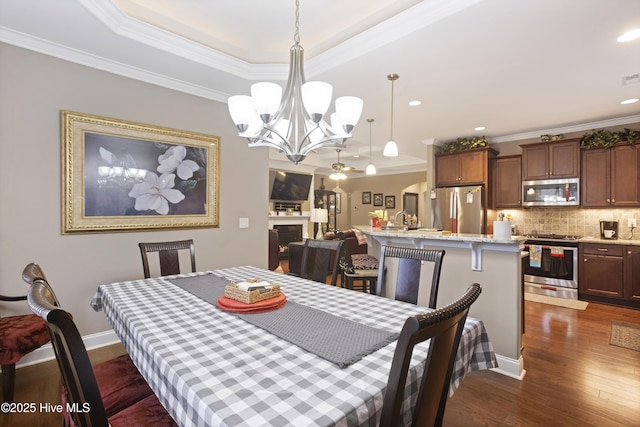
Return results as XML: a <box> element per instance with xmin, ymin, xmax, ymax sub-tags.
<box><xmin>522</xmin><ymin>145</ymin><xmax>549</xmax><ymax>180</ymax></box>
<box><xmin>548</xmin><ymin>140</ymin><xmax>579</xmax><ymax>178</ymax></box>
<box><xmin>458</xmin><ymin>150</ymin><xmax>486</xmax><ymax>184</ymax></box>
<box><xmin>435</xmin><ymin>154</ymin><xmax>460</xmax><ymax>186</ymax></box>
<box><xmin>610</xmin><ymin>145</ymin><xmax>640</xmax><ymax>207</ymax></box>
<box><xmin>580</xmin><ymin>247</ymin><xmax>624</xmax><ymax>298</ymax></box>
<box><xmin>625</xmin><ymin>246</ymin><xmax>640</xmax><ymax>302</ymax></box>
<box><xmin>581</xmin><ymin>148</ymin><xmax>610</xmax><ymax>207</ymax></box>
<box><xmin>492</xmin><ymin>156</ymin><xmax>521</xmax><ymax>208</ymax></box>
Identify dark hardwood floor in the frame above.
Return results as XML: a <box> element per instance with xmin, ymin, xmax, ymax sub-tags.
<box><xmin>3</xmin><ymin>261</ymin><xmax>639</xmax><ymax>426</ymax></box>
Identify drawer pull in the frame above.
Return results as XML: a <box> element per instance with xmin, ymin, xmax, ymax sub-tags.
<box><xmin>596</xmin><ymin>248</ymin><xmax>608</xmax><ymax>252</ymax></box>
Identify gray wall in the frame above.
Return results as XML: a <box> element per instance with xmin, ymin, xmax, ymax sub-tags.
<box><xmin>0</xmin><ymin>43</ymin><xmax>269</xmax><ymax>335</ymax></box>
<box><xmin>320</xmin><ymin>171</ymin><xmax>428</xmax><ymax>229</ymax></box>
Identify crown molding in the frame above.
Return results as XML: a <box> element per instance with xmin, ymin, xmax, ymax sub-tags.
<box><xmin>307</xmin><ymin>0</ymin><xmax>483</xmax><ymax>76</ymax></box>
<box><xmin>2</xmin><ymin>0</ymin><xmax>483</xmax><ymax>101</ymax></box>
<box><xmin>490</xmin><ymin>115</ymin><xmax>640</xmax><ymax>143</ymax></box>
<box><xmin>0</xmin><ymin>26</ymin><xmax>231</xmax><ymax>102</ymax></box>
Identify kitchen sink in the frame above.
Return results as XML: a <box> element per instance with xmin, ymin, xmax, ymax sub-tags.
<box><xmin>379</xmin><ymin>225</ymin><xmax>408</xmax><ymax>231</ymax></box>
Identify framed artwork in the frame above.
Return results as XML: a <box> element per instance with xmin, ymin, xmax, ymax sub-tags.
<box><xmin>335</xmin><ymin>192</ymin><xmax>342</xmax><ymax>214</ymax></box>
<box><xmin>61</xmin><ymin>111</ymin><xmax>220</xmax><ymax>233</ymax></box>
<box><xmin>373</xmin><ymin>193</ymin><xmax>383</xmax><ymax>206</ymax></box>
<box><xmin>362</xmin><ymin>191</ymin><xmax>371</xmax><ymax>204</ymax></box>
<box><xmin>385</xmin><ymin>195</ymin><xmax>396</xmax><ymax>209</ymax></box>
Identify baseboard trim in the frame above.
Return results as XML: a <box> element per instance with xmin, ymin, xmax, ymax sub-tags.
<box><xmin>492</xmin><ymin>354</ymin><xmax>525</xmax><ymax>380</ymax></box>
<box><xmin>16</xmin><ymin>330</ymin><xmax>120</xmax><ymax>368</ymax></box>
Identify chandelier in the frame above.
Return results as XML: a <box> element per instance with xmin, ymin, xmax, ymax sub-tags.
<box><xmin>227</xmin><ymin>0</ymin><xmax>364</xmax><ymax>164</ymax></box>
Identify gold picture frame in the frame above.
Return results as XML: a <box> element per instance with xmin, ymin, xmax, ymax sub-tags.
<box><xmin>61</xmin><ymin>111</ymin><xmax>220</xmax><ymax>233</ymax></box>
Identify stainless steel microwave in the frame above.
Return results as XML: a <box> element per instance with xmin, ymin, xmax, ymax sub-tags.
<box><xmin>522</xmin><ymin>178</ymin><xmax>579</xmax><ymax>207</ymax></box>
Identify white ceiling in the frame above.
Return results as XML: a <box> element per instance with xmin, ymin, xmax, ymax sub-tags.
<box><xmin>2</xmin><ymin>0</ymin><xmax>639</xmax><ymax>176</ymax></box>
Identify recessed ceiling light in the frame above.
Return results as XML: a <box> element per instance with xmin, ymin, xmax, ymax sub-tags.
<box><xmin>353</xmin><ymin>154</ymin><xmax>360</xmax><ymax>158</ymax></box>
<box><xmin>618</xmin><ymin>29</ymin><xmax>640</xmax><ymax>42</ymax></box>
<box><xmin>621</xmin><ymin>98</ymin><xmax>639</xmax><ymax>105</ymax></box>
<box><xmin>408</xmin><ymin>100</ymin><xmax>422</xmax><ymax>106</ymax></box>
<box><xmin>474</xmin><ymin>126</ymin><xmax>486</xmax><ymax>131</ymax></box>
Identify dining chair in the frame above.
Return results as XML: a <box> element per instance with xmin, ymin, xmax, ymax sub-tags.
<box><xmin>22</xmin><ymin>263</ymin><xmax>172</xmax><ymax>427</ymax></box>
<box><xmin>339</xmin><ymin>247</ymin><xmax>380</xmax><ymax>293</ymax></box>
<box><xmin>0</xmin><ymin>288</ymin><xmax>51</xmax><ymax>403</ymax></box>
<box><xmin>379</xmin><ymin>283</ymin><xmax>482</xmax><ymax>427</ymax></box>
<box><xmin>268</xmin><ymin>229</ymin><xmax>282</xmax><ymax>271</ymax></box>
<box><xmin>138</xmin><ymin>239</ymin><xmax>196</xmax><ymax>278</ymax></box>
<box><xmin>375</xmin><ymin>246</ymin><xmax>445</xmax><ymax>308</ymax></box>
<box><xmin>299</xmin><ymin>239</ymin><xmax>344</xmax><ymax>286</ymax></box>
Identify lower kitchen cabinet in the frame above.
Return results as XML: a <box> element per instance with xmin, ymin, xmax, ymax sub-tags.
<box><xmin>579</xmin><ymin>243</ymin><xmax>640</xmax><ymax>308</ymax></box>
<box><xmin>625</xmin><ymin>246</ymin><xmax>640</xmax><ymax>302</ymax></box>
<box><xmin>580</xmin><ymin>243</ymin><xmax>624</xmax><ymax>298</ymax></box>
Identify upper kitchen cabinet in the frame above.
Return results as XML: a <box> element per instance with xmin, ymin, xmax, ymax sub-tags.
<box><xmin>521</xmin><ymin>139</ymin><xmax>580</xmax><ymax>180</ymax></box>
<box><xmin>581</xmin><ymin>143</ymin><xmax>640</xmax><ymax>207</ymax></box>
<box><xmin>435</xmin><ymin>147</ymin><xmax>498</xmax><ymax>187</ymax></box>
<box><xmin>491</xmin><ymin>155</ymin><xmax>522</xmax><ymax>208</ymax></box>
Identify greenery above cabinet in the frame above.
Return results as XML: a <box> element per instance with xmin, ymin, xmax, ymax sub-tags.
<box><xmin>580</xmin><ymin>128</ymin><xmax>639</xmax><ymax>150</ymax></box>
<box><xmin>439</xmin><ymin>136</ymin><xmax>488</xmax><ymax>153</ymax></box>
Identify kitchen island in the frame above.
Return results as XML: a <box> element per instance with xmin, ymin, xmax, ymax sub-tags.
<box><xmin>354</xmin><ymin>226</ymin><xmax>526</xmax><ymax>379</ymax></box>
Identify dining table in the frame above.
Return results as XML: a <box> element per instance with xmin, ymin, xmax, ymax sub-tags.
<box><xmin>90</xmin><ymin>265</ymin><xmax>497</xmax><ymax>427</ymax></box>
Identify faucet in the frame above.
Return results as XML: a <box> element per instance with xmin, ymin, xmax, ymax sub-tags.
<box><xmin>394</xmin><ymin>211</ymin><xmax>406</xmax><ymax>226</ymax></box>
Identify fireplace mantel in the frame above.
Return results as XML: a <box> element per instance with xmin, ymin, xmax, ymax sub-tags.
<box><xmin>268</xmin><ymin>215</ymin><xmax>310</xmax><ymax>239</ymax></box>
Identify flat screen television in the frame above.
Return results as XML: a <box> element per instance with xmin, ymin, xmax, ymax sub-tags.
<box><xmin>269</xmin><ymin>171</ymin><xmax>312</xmax><ymax>201</ymax></box>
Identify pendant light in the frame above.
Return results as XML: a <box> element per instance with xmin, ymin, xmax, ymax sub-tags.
<box><xmin>365</xmin><ymin>118</ymin><xmax>377</xmax><ymax>175</ymax></box>
<box><xmin>383</xmin><ymin>74</ymin><xmax>399</xmax><ymax>157</ymax></box>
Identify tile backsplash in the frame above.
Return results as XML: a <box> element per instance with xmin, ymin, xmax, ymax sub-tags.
<box><xmin>494</xmin><ymin>207</ymin><xmax>640</xmax><ymax>239</ymax></box>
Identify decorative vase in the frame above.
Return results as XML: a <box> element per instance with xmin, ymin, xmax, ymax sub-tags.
<box><xmin>371</xmin><ymin>217</ymin><xmax>381</xmax><ymax>228</ymax></box>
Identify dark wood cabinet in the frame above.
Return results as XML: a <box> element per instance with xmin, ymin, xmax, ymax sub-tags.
<box><xmin>625</xmin><ymin>246</ymin><xmax>640</xmax><ymax>302</ymax></box>
<box><xmin>579</xmin><ymin>243</ymin><xmax>624</xmax><ymax>299</ymax></box>
<box><xmin>581</xmin><ymin>144</ymin><xmax>640</xmax><ymax>207</ymax></box>
<box><xmin>579</xmin><ymin>243</ymin><xmax>640</xmax><ymax>308</ymax></box>
<box><xmin>314</xmin><ymin>189</ymin><xmax>336</xmax><ymax>235</ymax></box>
<box><xmin>491</xmin><ymin>155</ymin><xmax>522</xmax><ymax>208</ymax></box>
<box><xmin>521</xmin><ymin>139</ymin><xmax>579</xmax><ymax>180</ymax></box>
<box><xmin>435</xmin><ymin>147</ymin><xmax>497</xmax><ymax>187</ymax></box>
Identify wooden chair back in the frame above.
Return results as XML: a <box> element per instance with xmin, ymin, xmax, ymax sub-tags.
<box><xmin>24</xmin><ymin>267</ymin><xmax>110</xmax><ymax>427</ymax></box>
<box><xmin>0</xmin><ymin>263</ymin><xmax>56</xmax><ymax>403</ymax></box>
<box><xmin>268</xmin><ymin>229</ymin><xmax>281</xmax><ymax>271</ymax></box>
<box><xmin>376</xmin><ymin>246</ymin><xmax>445</xmax><ymax>308</ymax></box>
<box><xmin>300</xmin><ymin>239</ymin><xmax>344</xmax><ymax>286</ymax></box>
<box><xmin>138</xmin><ymin>239</ymin><xmax>196</xmax><ymax>278</ymax></box>
<box><xmin>380</xmin><ymin>283</ymin><xmax>482</xmax><ymax>427</ymax></box>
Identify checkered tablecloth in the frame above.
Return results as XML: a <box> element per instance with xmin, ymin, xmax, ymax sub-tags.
<box><xmin>91</xmin><ymin>266</ymin><xmax>497</xmax><ymax>427</ymax></box>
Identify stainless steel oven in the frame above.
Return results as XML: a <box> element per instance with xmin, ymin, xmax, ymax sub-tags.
<box><xmin>523</xmin><ymin>234</ymin><xmax>580</xmax><ymax>299</ymax></box>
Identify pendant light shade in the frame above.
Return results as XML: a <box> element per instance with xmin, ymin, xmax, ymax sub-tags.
<box><xmin>383</xmin><ymin>74</ymin><xmax>399</xmax><ymax>157</ymax></box>
<box><xmin>365</xmin><ymin>118</ymin><xmax>376</xmax><ymax>175</ymax></box>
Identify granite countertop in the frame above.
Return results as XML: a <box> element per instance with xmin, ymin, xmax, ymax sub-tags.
<box><xmin>578</xmin><ymin>237</ymin><xmax>640</xmax><ymax>246</ymax></box>
<box><xmin>353</xmin><ymin>225</ymin><xmax>525</xmax><ymax>245</ymax></box>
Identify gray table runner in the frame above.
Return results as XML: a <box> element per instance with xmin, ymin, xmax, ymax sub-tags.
<box><xmin>169</xmin><ymin>274</ymin><xmax>398</xmax><ymax>368</ymax></box>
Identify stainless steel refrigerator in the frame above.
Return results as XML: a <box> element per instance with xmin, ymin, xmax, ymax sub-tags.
<box><xmin>431</xmin><ymin>185</ymin><xmax>486</xmax><ymax>234</ymax></box>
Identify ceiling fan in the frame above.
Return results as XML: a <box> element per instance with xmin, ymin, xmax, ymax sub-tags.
<box><xmin>330</xmin><ymin>149</ymin><xmax>363</xmax><ymax>180</ymax></box>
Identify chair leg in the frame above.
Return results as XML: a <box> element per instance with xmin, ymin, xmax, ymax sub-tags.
<box><xmin>2</xmin><ymin>363</ymin><xmax>16</xmax><ymax>402</ymax></box>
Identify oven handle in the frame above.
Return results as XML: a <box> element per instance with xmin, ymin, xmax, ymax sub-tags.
<box><xmin>526</xmin><ymin>244</ymin><xmax>578</xmax><ymax>252</ymax></box>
